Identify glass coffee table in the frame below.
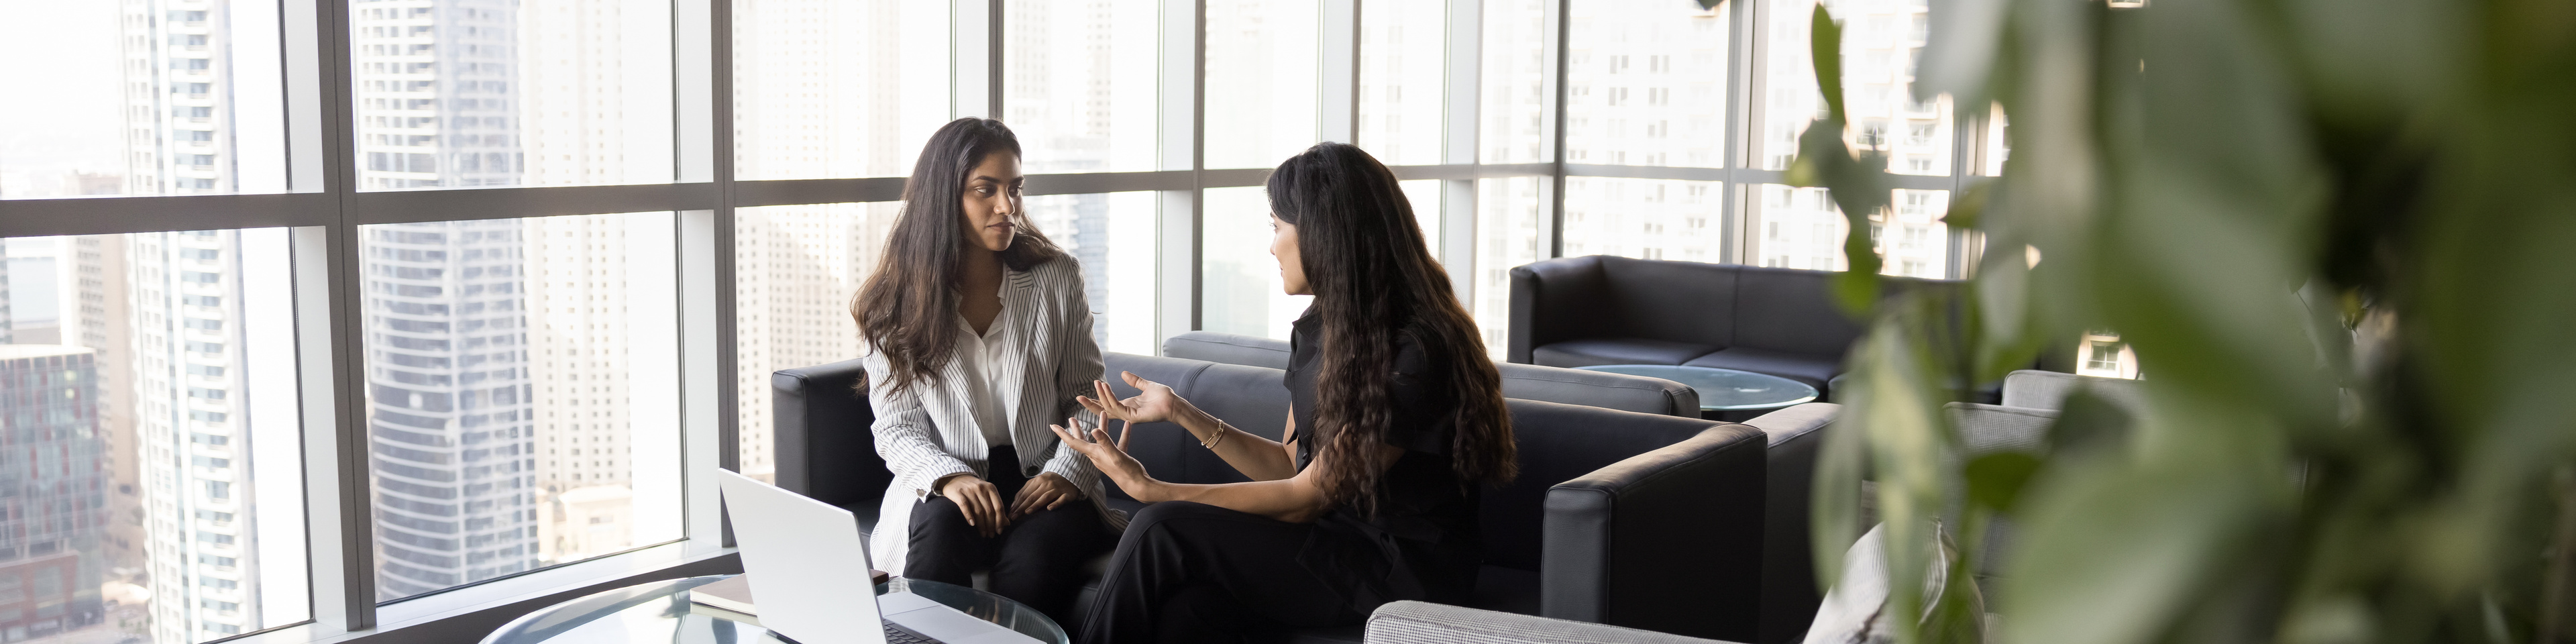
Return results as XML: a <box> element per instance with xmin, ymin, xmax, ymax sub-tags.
<box><xmin>1575</xmin><ymin>364</ymin><xmax>1819</xmax><ymax>415</ymax></box>
<box><xmin>479</xmin><ymin>575</ymin><xmax>1068</xmax><ymax>644</ymax></box>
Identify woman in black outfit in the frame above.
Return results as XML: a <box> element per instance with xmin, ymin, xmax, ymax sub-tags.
<box><xmin>1050</xmin><ymin>142</ymin><xmax>1517</xmax><ymax>644</ymax></box>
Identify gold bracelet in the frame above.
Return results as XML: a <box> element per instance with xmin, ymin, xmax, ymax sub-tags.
<box><xmin>1200</xmin><ymin>423</ymin><xmax>1229</xmax><ymax>449</ymax></box>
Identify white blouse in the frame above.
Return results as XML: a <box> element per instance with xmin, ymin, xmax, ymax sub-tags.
<box><xmin>951</xmin><ymin>281</ymin><xmax>1014</xmax><ymax>447</ymax></box>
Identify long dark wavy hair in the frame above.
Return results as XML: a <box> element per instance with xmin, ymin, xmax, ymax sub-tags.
<box><xmin>851</xmin><ymin>118</ymin><xmax>1065</xmax><ymax>396</ymax></box>
<box><xmin>1269</xmin><ymin>142</ymin><xmax>1517</xmax><ymax>513</ymax></box>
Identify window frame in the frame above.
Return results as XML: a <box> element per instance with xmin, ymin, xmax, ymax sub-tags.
<box><xmin>0</xmin><ymin>1</ymin><xmax>1995</xmax><ymax>642</ymax></box>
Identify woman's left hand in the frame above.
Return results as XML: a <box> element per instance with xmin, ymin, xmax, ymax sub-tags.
<box><xmin>1051</xmin><ymin>416</ymin><xmax>1152</xmax><ymax>498</ymax></box>
<box><xmin>1010</xmin><ymin>472</ymin><xmax>1083</xmax><ymax>519</ymax></box>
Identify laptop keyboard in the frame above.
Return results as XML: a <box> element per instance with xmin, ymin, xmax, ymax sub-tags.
<box><xmin>883</xmin><ymin>623</ymin><xmax>939</xmax><ymax>644</ymax></box>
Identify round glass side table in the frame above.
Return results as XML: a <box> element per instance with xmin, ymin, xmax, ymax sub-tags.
<box><xmin>1574</xmin><ymin>364</ymin><xmax>1820</xmax><ymax>413</ymax></box>
<box><xmin>478</xmin><ymin>575</ymin><xmax>1069</xmax><ymax>644</ymax></box>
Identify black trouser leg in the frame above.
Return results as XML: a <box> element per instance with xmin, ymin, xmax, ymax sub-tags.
<box><xmin>906</xmin><ymin>494</ymin><xmax>995</xmax><ymax>586</ymax></box>
<box><xmin>908</xmin><ymin>446</ymin><xmax>1112</xmax><ymax>625</ymax></box>
<box><xmin>989</xmin><ymin>502</ymin><xmax>1107</xmax><ymax>623</ymax></box>
<box><xmin>1078</xmin><ymin>501</ymin><xmax>1367</xmax><ymax>644</ymax></box>
<box><xmin>906</xmin><ymin>446</ymin><xmax>1030</xmax><ymax>586</ymax></box>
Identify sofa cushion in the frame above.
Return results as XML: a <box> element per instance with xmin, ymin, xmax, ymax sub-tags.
<box><xmin>1727</xmin><ymin>266</ymin><xmax>1866</xmax><ymax>359</ymax></box>
<box><xmin>1533</xmin><ymin>338</ymin><xmax>1722</xmax><ymax>368</ymax></box>
<box><xmin>1098</xmin><ymin>353</ymin><xmax>1289</xmax><ymax>500</ymax></box>
<box><xmin>1162</xmin><ymin>331</ymin><xmax>1294</xmax><ymax>370</ymax></box>
<box><xmin>1682</xmin><ymin>346</ymin><xmax>1842</xmax><ymax>390</ymax></box>
<box><xmin>1593</xmin><ymin>256</ymin><xmax>1742</xmax><ymax>348</ymax></box>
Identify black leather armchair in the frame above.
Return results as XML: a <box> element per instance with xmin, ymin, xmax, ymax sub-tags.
<box><xmin>1507</xmin><ymin>256</ymin><xmax>1955</xmax><ymax>401</ymax></box>
<box><xmin>770</xmin><ymin>358</ymin><xmax>891</xmax><ymax>527</ymax></box>
<box><xmin>772</xmin><ymin>352</ymin><xmax>1776</xmax><ymax>643</ymax></box>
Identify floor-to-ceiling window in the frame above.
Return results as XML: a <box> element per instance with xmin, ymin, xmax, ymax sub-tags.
<box><xmin>0</xmin><ymin>1</ymin><xmax>2000</xmax><ymax>641</ymax></box>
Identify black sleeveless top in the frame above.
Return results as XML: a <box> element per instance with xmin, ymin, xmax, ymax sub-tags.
<box><xmin>1284</xmin><ymin>306</ymin><xmax>1483</xmax><ymax>606</ymax></box>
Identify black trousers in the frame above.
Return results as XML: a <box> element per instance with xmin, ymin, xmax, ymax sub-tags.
<box><xmin>906</xmin><ymin>446</ymin><xmax>1111</xmax><ymax>625</ymax></box>
<box><xmin>1077</xmin><ymin>501</ymin><xmax>1377</xmax><ymax>644</ymax></box>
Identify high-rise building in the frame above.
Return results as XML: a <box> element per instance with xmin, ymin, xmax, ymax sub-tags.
<box><xmin>356</xmin><ymin>221</ymin><xmax>539</xmax><ymax>599</ymax></box>
<box><xmin>350</xmin><ymin>0</ymin><xmax>539</xmax><ymax>598</ymax></box>
<box><xmin>105</xmin><ymin>0</ymin><xmax>292</xmax><ymax>636</ymax></box>
<box><xmin>352</xmin><ymin>0</ymin><xmax>679</xmax><ymax>594</ymax></box>
<box><xmin>1</xmin><ymin>255</ymin><xmax>13</xmax><ymax>344</ymax></box>
<box><xmin>66</xmin><ymin>236</ymin><xmax>146</xmax><ymax>580</ymax></box>
<box><xmin>728</xmin><ymin>0</ymin><xmax>946</xmax><ymax>482</ymax></box>
<box><xmin>121</xmin><ymin>1</ymin><xmax>227</xmax><ymax>196</ymax></box>
<box><xmin>0</xmin><ymin>345</ymin><xmax>110</xmax><ymax>641</ymax></box>
<box><xmin>352</xmin><ymin>0</ymin><xmax>522</xmax><ymax>190</ymax></box>
<box><xmin>526</xmin><ymin>215</ymin><xmax>642</xmax><ymax>561</ymax></box>
<box><xmin>125</xmin><ymin>229</ymin><xmax>278</xmax><ymax>640</ymax></box>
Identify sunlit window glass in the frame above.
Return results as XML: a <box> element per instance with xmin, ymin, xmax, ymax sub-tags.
<box><xmin>0</xmin><ymin>1</ymin><xmax>288</xmax><ymax>199</ymax></box>
<box><xmin>1024</xmin><ymin>193</ymin><xmax>1160</xmax><ymax>354</ymax></box>
<box><xmin>349</xmin><ymin>0</ymin><xmax>676</xmax><ymax>190</ymax></box>
<box><xmin>360</xmin><ymin>213</ymin><xmax>684</xmax><ymax>601</ymax></box>
<box><xmin>1760</xmin><ymin>0</ymin><xmax>1951</xmax><ymax>176</ymax></box>
<box><xmin>1480</xmin><ymin>0</ymin><xmax>1553</xmax><ymax>164</ymax></box>
<box><xmin>1005</xmin><ymin>0</ymin><xmax>1159</xmax><ymax>174</ymax></box>
<box><xmin>1565</xmin><ymin>0</ymin><xmax>1728</xmax><ymax>168</ymax></box>
<box><xmin>1562</xmin><ymin>178</ymin><xmax>1726</xmax><ymax>264</ymax></box>
<box><xmin>1474</xmin><ymin>177</ymin><xmax>1547</xmax><ymax>357</ymax></box>
<box><xmin>1356</xmin><ymin>0</ymin><xmax>1446</xmax><ymax>166</ymax></box>
<box><xmin>2</xmin><ymin>231</ymin><xmax>311</xmax><ymax>643</ymax></box>
<box><xmin>729</xmin><ymin>203</ymin><xmax>898</xmax><ymax>484</ymax></box>
<box><xmin>1397</xmin><ymin>180</ymin><xmax>1444</xmax><ymax>263</ymax></box>
<box><xmin>732</xmin><ymin>0</ymin><xmax>951</xmax><ymax>180</ymax></box>
<box><xmin>1983</xmin><ymin>103</ymin><xmax>2009</xmax><ymax>176</ymax></box>
<box><xmin>1750</xmin><ymin>185</ymin><xmax>1949</xmax><ymax>278</ymax></box>
<box><xmin>1205</xmin><ymin>0</ymin><xmax>1322</xmax><ymax>170</ymax></box>
<box><xmin>1201</xmin><ymin>186</ymin><xmax>1311</xmax><ymax>340</ymax></box>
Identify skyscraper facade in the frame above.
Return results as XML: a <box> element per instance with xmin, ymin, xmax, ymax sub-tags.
<box><xmin>103</xmin><ymin>0</ymin><xmax>294</xmax><ymax>637</ymax></box>
<box><xmin>350</xmin><ymin>0</ymin><xmax>678</xmax><ymax>598</ymax></box>
<box><xmin>729</xmin><ymin>0</ymin><xmax>947</xmax><ymax>482</ymax></box>
<box><xmin>125</xmin><ymin>230</ymin><xmax>274</xmax><ymax>640</ymax></box>
<box><xmin>350</xmin><ymin>0</ymin><xmax>538</xmax><ymax>599</ymax></box>
<box><xmin>0</xmin><ymin>345</ymin><xmax>109</xmax><ymax>641</ymax></box>
<box><xmin>356</xmin><ymin>222</ymin><xmax>540</xmax><ymax>600</ymax></box>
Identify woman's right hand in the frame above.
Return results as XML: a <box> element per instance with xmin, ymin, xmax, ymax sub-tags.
<box><xmin>1078</xmin><ymin>372</ymin><xmax>1191</xmax><ymax>447</ymax></box>
<box><xmin>937</xmin><ymin>474</ymin><xmax>1009</xmax><ymax>538</ymax></box>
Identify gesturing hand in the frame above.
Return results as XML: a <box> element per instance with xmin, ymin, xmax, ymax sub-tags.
<box><xmin>1010</xmin><ymin>472</ymin><xmax>1083</xmax><ymax>519</ymax></box>
<box><xmin>938</xmin><ymin>474</ymin><xmax>1010</xmax><ymax>538</ymax></box>
<box><xmin>1075</xmin><ymin>372</ymin><xmax>1187</xmax><ymax>449</ymax></box>
<box><xmin>1049</xmin><ymin>416</ymin><xmax>1148</xmax><ymax>496</ymax></box>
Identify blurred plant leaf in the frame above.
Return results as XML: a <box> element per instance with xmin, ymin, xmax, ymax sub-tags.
<box><xmin>1810</xmin><ymin>3</ymin><xmax>1847</xmax><ymax>124</ymax></box>
<box><xmin>1796</xmin><ymin>0</ymin><xmax>2576</xmax><ymax>641</ymax></box>
<box><xmin>1965</xmin><ymin>451</ymin><xmax>2039</xmax><ymax>514</ymax></box>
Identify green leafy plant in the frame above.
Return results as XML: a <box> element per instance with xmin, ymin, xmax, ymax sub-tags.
<box><xmin>1786</xmin><ymin>0</ymin><xmax>2576</xmax><ymax>642</ymax></box>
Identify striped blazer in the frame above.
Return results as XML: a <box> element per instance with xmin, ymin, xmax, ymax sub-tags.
<box><xmin>859</xmin><ymin>257</ymin><xmax>1123</xmax><ymax>572</ymax></box>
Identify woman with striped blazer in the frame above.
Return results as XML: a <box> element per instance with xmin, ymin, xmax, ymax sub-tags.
<box><xmin>849</xmin><ymin>118</ymin><xmax>1120</xmax><ymax>623</ymax></box>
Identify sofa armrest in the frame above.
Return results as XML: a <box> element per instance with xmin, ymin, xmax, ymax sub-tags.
<box><xmin>1509</xmin><ymin>256</ymin><xmax>1606</xmax><ymax>364</ymax></box>
<box><xmin>1368</xmin><ymin>601</ymin><xmax>1740</xmax><ymax>644</ymax></box>
<box><xmin>1543</xmin><ymin>424</ymin><xmax>1768</xmax><ymax>642</ymax></box>
<box><xmin>771</xmin><ymin>358</ymin><xmax>890</xmax><ymax>514</ymax></box>
<box><xmin>1742</xmin><ymin>403</ymin><xmax>1839</xmax><ymax>644</ymax></box>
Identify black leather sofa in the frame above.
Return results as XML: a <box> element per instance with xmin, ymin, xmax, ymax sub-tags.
<box><xmin>1507</xmin><ymin>256</ymin><xmax>1955</xmax><ymax>401</ymax></box>
<box><xmin>1161</xmin><ymin>330</ymin><xmax>1843</xmax><ymax>644</ymax></box>
<box><xmin>771</xmin><ymin>352</ymin><xmax>1778</xmax><ymax>643</ymax></box>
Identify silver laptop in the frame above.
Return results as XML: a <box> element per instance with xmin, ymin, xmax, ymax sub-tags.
<box><xmin>715</xmin><ymin>469</ymin><xmax>1042</xmax><ymax>644</ymax></box>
